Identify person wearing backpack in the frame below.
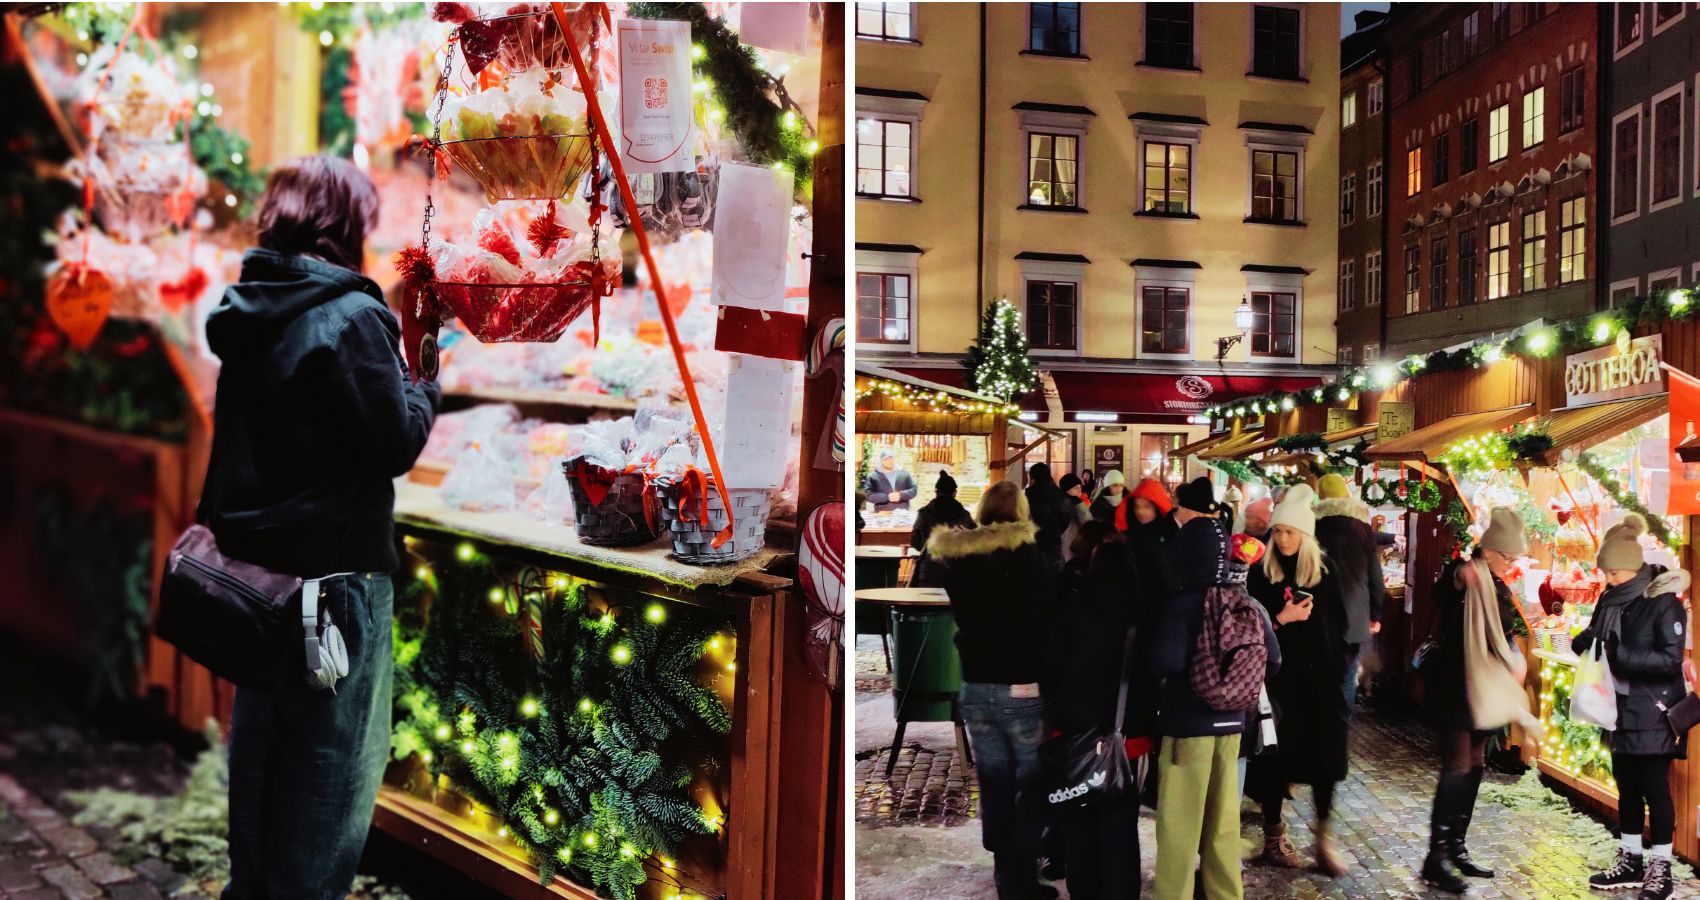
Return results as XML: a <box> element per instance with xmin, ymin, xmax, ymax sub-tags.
<box><xmin>1418</xmin><ymin>508</ymin><xmax>1532</xmax><ymax>894</ymax></box>
<box><xmin>1244</xmin><ymin>484</ymin><xmax>1354</xmax><ymax>876</ymax></box>
<box><xmin>1575</xmin><ymin>515</ymin><xmax>1692</xmax><ymax>900</ymax></box>
<box><xmin>1147</xmin><ymin>477</ymin><xmax>1277</xmax><ymax>900</ymax></box>
<box><xmin>930</xmin><ymin>480</ymin><xmax>1057</xmax><ymax>900</ymax></box>
<box><xmin>1041</xmin><ymin>538</ymin><xmax>1151</xmax><ymax>899</ymax></box>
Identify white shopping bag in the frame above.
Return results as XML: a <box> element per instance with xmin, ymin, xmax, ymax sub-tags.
<box><xmin>1569</xmin><ymin>643</ymin><xmax>1619</xmax><ymax>731</ymax></box>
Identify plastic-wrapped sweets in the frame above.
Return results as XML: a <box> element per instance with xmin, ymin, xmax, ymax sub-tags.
<box><xmin>417</xmin><ymin>403</ymin><xmax>522</xmax><ymax>470</ymax></box>
<box><xmin>74</xmin><ymin>47</ymin><xmax>193</xmax><ymax>142</ymax></box>
<box><xmin>432</xmin><ymin>2</ymin><xmax>600</xmax><ymax>74</ymax></box>
<box><xmin>432</xmin><ymin>205</ymin><xmax>618</xmax><ymax>286</ymax></box>
<box><xmin>442</xmin><ymin>429</ymin><xmax>528</xmax><ymax>512</ymax></box>
<box><xmin>441</xmin><ymin>69</ymin><xmax>601</xmax><ymax>141</ymax></box>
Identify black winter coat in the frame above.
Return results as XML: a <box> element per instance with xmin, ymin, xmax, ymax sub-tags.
<box><xmin>1041</xmin><ymin>572</ymin><xmax>1156</xmax><ymax>740</ymax></box>
<box><xmin>1246</xmin><ymin>552</ymin><xmax>1352</xmax><ymax>788</ymax></box>
<box><xmin>1026</xmin><ymin>481</ymin><xmax>1073</xmax><ymax>570</ymax></box>
<box><xmin>1147</xmin><ymin>516</ymin><xmax>1281</xmax><ymax>737</ymax></box>
<box><xmin>1089</xmin><ymin>492</ymin><xmax>1123</xmax><ymax>524</ymax></box>
<box><xmin>1124</xmin><ymin>516</ymin><xmax>1177</xmax><ymax>596</ymax></box>
<box><xmin>1575</xmin><ymin>566</ymin><xmax>1692</xmax><ymax>758</ymax></box>
<box><xmin>929</xmin><ymin>521</ymin><xmax>1052</xmax><ymax>685</ymax></box>
<box><xmin>1421</xmin><ymin>559</ymin><xmax>1522</xmax><ymax>732</ymax></box>
<box><xmin>199</xmin><ymin>250</ymin><xmax>439</xmax><ymax>577</ymax></box>
<box><xmin>909</xmin><ymin>498</ymin><xmax>974</xmax><ymax>587</ymax></box>
<box><xmin>1313</xmin><ymin>498</ymin><xmax>1388</xmax><ymax>644</ymax></box>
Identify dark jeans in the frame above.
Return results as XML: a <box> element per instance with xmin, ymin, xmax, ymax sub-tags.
<box><xmin>1057</xmin><ymin>800</ymin><xmax>1141</xmax><ymax>899</ymax></box>
<box><xmin>1342</xmin><ymin>642</ymin><xmax>1363</xmax><ymax>712</ymax></box>
<box><xmin>1613</xmin><ymin>751</ymin><xmax>1676</xmax><ymax>845</ymax></box>
<box><xmin>223</xmin><ymin>573</ymin><xmax>394</xmax><ymax>900</ymax></box>
<box><xmin>960</xmin><ymin>682</ymin><xmax>1047</xmax><ymax>900</ymax></box>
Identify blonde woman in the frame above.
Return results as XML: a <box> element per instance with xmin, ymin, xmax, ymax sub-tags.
<box><xmin>1244</xmin><ymin>484</ymin><xmax>1354</xmax><ymax>877</ymax></box>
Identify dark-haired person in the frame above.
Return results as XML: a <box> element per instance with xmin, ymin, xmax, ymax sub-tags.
<box><xmin>1026</xmin><ymin>462</ymin><xmax>1073</xmax><ymax>573</ymax></box>
<box><xmin>909</xmin><ymin>470</ymin><xmax>976</xmax><ymax>587</ymax></box>
<box><xmin>199</xmin><ymin>157</ymin><xmax>439</xmax><ymax>900</ymax></box>
<box><xmin>931</xmin><ymin>481</ymin><xmax>1056</xmax><ymax>899</ymax></box>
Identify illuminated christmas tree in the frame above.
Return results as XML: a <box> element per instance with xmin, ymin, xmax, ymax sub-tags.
<box><xmin>963</xmin><ymin>299</ymin><xmax>1036</xmax><ymax>404</ymax></box>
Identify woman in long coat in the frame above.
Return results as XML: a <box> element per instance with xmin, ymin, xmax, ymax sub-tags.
<box><xmin>1245</xmin><ymin>484</ymin><xmax>1353</xmax><ymax>877</ymax></box>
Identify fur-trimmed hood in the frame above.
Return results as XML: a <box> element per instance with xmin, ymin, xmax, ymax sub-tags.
<box><xmin>927</xmin><ymin>520</ymin><xmax>1037</xmax><ymax>560</ymax></box>
<box><xmin>1650</xmin><ymin>567</ymin><xmax>1691</xmax><ymax>600</ymax></box>
<box><xmin>1314</xmin><ymin>496</ymin><xmax>1371</xmax><ymax>523</ymax></box>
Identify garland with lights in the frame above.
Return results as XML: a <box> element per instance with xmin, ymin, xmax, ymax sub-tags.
<box><xmin>1437</xmin><ymin>424</ymin><xmax>1553</xmax><ymax>477</ymax></box>
<box><xmin>1575</xmin><ymin>451</ymin><xmax>1685</xmax><ymax>553</ymax></box>
<box><xmin>855</xmin><ymin>377</ymin><xmax>1022</xmax><ymax>416</ymax></box>
<box><xmin>1443</xmin><ymin>498</ymin><xmax>1475</xmax><ymax>555</ymax></box>
<box><xmin>628</xmin><ymin>2</ymin><xmax>816</xmax><ymax>198</ymax></box>
<box><xmin>963</xmin><ymin>299</ymin><xmax>1037</xmax><ymax>404</ymax></box>
<box><xmin>1363</xmin><ymin>476</ymin><xmax>1442</xmax><ymax>513</ymax></box>
<box><xmin>391</xmin><ymin>541</ymin><xmax>733</xmax><ymax>899</ymax></box>
<box><xmin>1538</xmin><ymin>658</ymin><xmax>1614</xmax><ymax>782</ymax></box>
<box><xmin>1204</xmin><ymin>288</ymin><xmax>1699</xmax><ymax>425</ymax></box>
<box><xmin>1203</xmin><ymin>458</ymin><xmax>1302</xmax><ymax>488</ymax></box>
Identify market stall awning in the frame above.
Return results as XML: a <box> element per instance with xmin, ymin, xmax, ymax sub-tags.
<box><xmin>889</xmin><ymin>367</ymin><xmax>1323</xmax><ymax>423</ymax></box>
<box><xmin>1525</xmin><ymin>394</ymin><xmax>1670</xmax><ymax>466</ymax></box>
<box><xmin>1243</xmin><ymin>424</ymin><xmax>1379</xmax><ymax>467</ymax></box>
<box><xmin>1198</xmin><ymin>429</ymin><xmax>1269</xmax><ymax>460</ymax></box>
<box><xmin>856</xmin><ymin>365</ymin><xmax>1007</xmax><ymax>436</ymax></box>
<box><xmin>1363</xmin><ymin>405</ymin><xmax>1534</xmax><ymax>462</ymax></box>
<box><xmin>1170</xmin><ymin>432</ymin><xmax>1232</xmax><ymax>459</ymax></box>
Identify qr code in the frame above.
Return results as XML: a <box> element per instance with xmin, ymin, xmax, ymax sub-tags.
<box><xmin>643</xmin><ymin>77</ymin><xmax>668</xmax><ymax>109</ymax></box>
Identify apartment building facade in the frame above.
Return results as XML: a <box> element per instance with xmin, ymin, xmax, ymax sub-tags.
<box><xmin>1337</xmin><ymin>10</ymin><xmax>1388</xmax><ymax>366</ymax></box>
<box><xmin>1382</xmin><ymin>2</ymin><xmax>1600</xmax><ymax>356</ymax></box>
<box><xmin>855</xmin><ymin>1</ymin><xmax>1337</xmax><ymax>478</ymax></box>
<box><xmin>1603</xmin><ymin>2</ymin><xmax>1700</xmax><ymax>302</ymax></box>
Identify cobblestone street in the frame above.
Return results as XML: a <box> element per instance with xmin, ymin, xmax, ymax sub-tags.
<box><xmin>854</xmin><ymin>640</ymin><xmax>1700</xmax><ymax>899</ymax></box>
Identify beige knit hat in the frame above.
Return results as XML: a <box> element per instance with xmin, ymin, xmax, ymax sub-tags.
<box><xmin>1597</xmin><ymin>514</ymin><xmax>1647</xmax><ymax>572</ymax></box>
<box><xmin>1270</xmin><ymin>483</ymin><xmax>1317</xmax><ymax>537</ymax></box>
<box><xmin>1476</xmin><ymin>507</ymin><xmax>1528</xmax><ymax>556</ymax></box>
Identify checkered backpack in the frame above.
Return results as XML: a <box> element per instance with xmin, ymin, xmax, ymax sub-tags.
<box><xmin>1189</xmin><ymin>584</ymin><xmax>1269</xmax><ymax>712</ymax></box>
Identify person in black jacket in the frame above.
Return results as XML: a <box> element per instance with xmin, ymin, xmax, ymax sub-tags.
<box><xmin>929</xmin><ymin>480</ymin><xmax>1056</xmax><ymax>900</ymax></box>
<box><xmin>1088</xmin><ymin>469</ymin><xmax>1127</xmax><ymax>524</ymax></box>
<box><xmin>1042</xmin><ymin>539</ymin><xmax>1150</xmax><ymax>900</ymax></box>
<box><xmin>201</xmin><ymin>157</ymin><xmax>439</xmax><ymax>900</ymax></box>
<box><xmin>1026</xmin><ymin>462</ymin><xmax>1073</xmax><ymax>573</ymax></box>
<box><xmin>864</xmin><ymin>450</ymin><xmax>918</xmax><ymax>512</ymax></box>
<box><xmin>1314</xmin><ymin>474</ymin><xmax>1387</xmax><ymax>712</ymax></box>
<box><xmin>909</xmin><ymin>470</ymin><xmax>975</xmax><ymax>587</ymax></box>
<box><xmin>1578</xmin><ymin>515</ymin><xmax>1692</xmax><ymax>900</ymax></box>
<box><xmin>1420</xmin><ymin>508</ymin><xmax>1529</xmax><ymax>894</ymax></box>
<box><xmin>1147</xmin><ymin>477</ymin><xmax>1279</xmax><ymax>900</ymax></box>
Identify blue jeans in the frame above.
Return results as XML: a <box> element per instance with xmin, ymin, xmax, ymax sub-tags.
<box><xmin>223</xmin><ymin>573</ymin><xmax>394</xmax><ymax>900</ymax></box>
<box><xmin>1343</xmin><ymin>642</ymin><xmax>1363</xmax><ymax>712</ymax></box>
<box><xmin>960</xmin><ymin>682</ymin><xmax>1047</xmax><ymax>900</ymax></box>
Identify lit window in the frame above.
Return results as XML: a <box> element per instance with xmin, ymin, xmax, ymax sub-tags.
<box><xmin>1522</xmin><ymin>86</ymin><xmax>1545</xmax><ymax>149</ymax></box>
<box><xmin>1558</xmin><ymin>196</ymin><xmax>1585</xmax><ymax>284</ymax></box>
<box><xmin>1142</xmin><ymin>141</ymin><xmax>1192</xmax><ymax>214</ymax></box>
<box><xmin>857</xmin><ymin>273</ymin><xmax>912</xmax><ymax>344</ymax></box>
<box><xmin>1027</xmin><ymin>133</ymin><xmax>1079</xmax><ymax>208</ymax></box>
<box><xmin>1486</xmin><ymin>221</ymin><xmax>1510</xmax><ymax>299</ymax></box>
<box><xmin>1489</xmin><ymin>104</ymin><xmax>1510</xmax><ymax>161</ymax></box>
<box><xmin>1250</xmin><ymin>149</ymin><xmax>1299</xmax><ymax>222</ymax></box>
<box><xmin>1342</xmin><ymin>92</ymin><xmax>1357</xmax><ymax>130</ymax></box>
<box><xmin>856</xmin><ymin>2</ymin><xmax>913</xmax><ymax>41</ymax></box>
<box><xmin>855</xmin><ymin>117</ymin><xmax>913</xmax><ymax>198</ymax></box>
<box><xmin>1405</xmin><ymin>147</ymin><xmax>1422</xmax><ymax>196</ymax></box>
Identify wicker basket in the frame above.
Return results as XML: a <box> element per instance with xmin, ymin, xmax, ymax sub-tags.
<box><xmin>432</xmin><ymin>275</ymin><xmax>598</xmax><ymax>343</ymax></box>
<box><xmin>436</xmin><ymin>134</ymin><xmax>595</xmax><ymax>202</ymax></box>
<box><xmin>656</xmin><ymin>479</ymin><xmax>771</xmax><ymax>565</ymax></box>
<box><xmin>562</xmin><ymin>460</ymin><xmax>656</xmax><ymax>547</ymax></box>
<box><xmin>1534</xmin><ymin>627</ymin><xmax>1573</xmax><ymax>657</ymax></box>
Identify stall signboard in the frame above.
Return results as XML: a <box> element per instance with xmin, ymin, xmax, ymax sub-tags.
<box><xmin>1564</xmin><ymin>335</ymin><xmax>1664</xmax><ymax>407</ymax></box>
<box><xmin>1094</xmin><ymin>445</ymin><xmax>1124</xmax><ymax>479</ymax></box>
<box><xmin>1378</xmin><ymin>401</ymin><xmax>1414</xmax><ymax>441</ymax></box>
<box><xmin>1327</xmin><ymin>408</ymin><xmax>1357</xmax><ymax>435</ymax></box>
<box><xmin>617</xmin><ymin>19</ymin><xmax>694</xmax><ymax>173</ymax></box>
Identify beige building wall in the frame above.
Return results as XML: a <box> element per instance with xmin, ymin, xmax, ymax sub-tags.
<box><xmin>857</xmin><ymin>2</ymin><xmax>1341</xmax><ymax>367</ymax></box>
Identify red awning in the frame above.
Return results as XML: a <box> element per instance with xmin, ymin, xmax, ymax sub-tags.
<box><xmin>895</xmin><ymin>367</ymin><xmax>1322</xmax><ymax>423</ymax></box>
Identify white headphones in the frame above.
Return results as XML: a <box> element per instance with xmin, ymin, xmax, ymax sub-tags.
<box><xmin>302</xmin><ymin>578</ymin><xmax>350</xmax><ymax>692</ymax></box>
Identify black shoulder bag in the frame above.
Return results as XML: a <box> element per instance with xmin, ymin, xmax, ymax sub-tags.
<box><xmin>1039</xmin><ymin>626</ymin><xmax>1138</xmax><ymax>814</ymax></box>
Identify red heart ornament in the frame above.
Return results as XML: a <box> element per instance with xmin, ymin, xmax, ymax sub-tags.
<box><xmin>46</xmin><ymin>265</ymin><xmax>113</xmax><ymax>350</ymax></box>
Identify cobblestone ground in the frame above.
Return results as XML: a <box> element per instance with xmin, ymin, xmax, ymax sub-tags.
<box><xmin>854</xmin><ymin>640</ymin><xmax>1700</xmax><ymax>899</ymax></box>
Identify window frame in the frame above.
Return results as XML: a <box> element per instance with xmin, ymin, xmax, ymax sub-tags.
<box><xmin>1142</xmin><ymin>3</ymin><xmax>1197</xmax><ymax>70</ymax></box>
<box><xmin>1406</xmin><ymin>147</ymin><xmax>1423</xmax><ymax>197</ymax></box>
<box><xmin>1433</xmin><ymin>132</ymin><xmax>1450</xmax><ymax>187</ymax></box>
<box><xmin>1027</xmin><ymin>2</ymin><xmax>1085</xmax><ymax>58</ymax></box>
<box><xmin>1649</xmin><ymin>82</ymin><xmax>1685</xmax><ymax>213</ymax></box>
<box><xmin>1342</xmin><ymin>91</ymin><xmax>1358</xmax><ymax>130</ymax></box>
<box><xmin>1458</xmin><ymin>228</ymin><xmax>1479</xmax><ymax>305</ymax></box>
<box><xmin>1430</xmin><ymin>233</ymin><xmax>1449</xmax><ymax>308</ymax></box>
<box><xmin>1020</xmin><ymin>256</ymin><xmax>1086</xmax><ymax>356</ymax></box>
<box><xmin>1460</xmin><ymin>117</ymin><xmax>1479</xmax><ymax>175</ymax></box>
<box><xmin>855</xmin><ymin>92</ymin><xmax>927</xmax><ymax>202</ymax></box>
<box><xmin>1340</xmin><ymin>171</ymin><xmax>1356</xmax><ymax>227</ymax></box>
<box><xmin>856</xmin><ymin>1</ymin><xmax>916</xmax><ymax>43</ymax></box>
<box><xmin>1368</xmin><ymin>79</ymin><xmax>1384</xmax><ymax>116</ymax></box>
<box><xmin>1654</xmin><ymin>2</ymin><xmax>1687</xmax><ymax>35</ymax></box>
<box><xmin>1338</xmin><ymin>346</ymin><xmax>1355</xmax><ymax>366</ymax></box>
<box><xmin>1133</xmin><ymin>263</ymin><xmax>1198</xmax><ymax>360</ymax></box>
<box><xmin>855</xmin><ymin>117</ymin><xmax>917</xmax><ymax>200</ymax></box>
<box><xmin>1610</xmin><ymin>277</ymin><xmax>1641</xmax><ymax>309</ymax></box>
<box><xmin>1486</xmin><ymin>219</ymin><xmax>1511</xmax><ymax>300</ymax></box>
<box><xmin>1615</xmin><ymin>2</ymin><xmax>1644</xmax><ymax>58</ymax></box>
<box><xmin>1463</xmin><ymin>11</ymin><xmax>1481</xmax><ymax>58</ymax></box>
<box><xmin>1366</xmin><ymin>250</ymin><xmax>1384</xmax><ymax>307</ymax></box>
<box><xmin>1243</xmin><ymin>129</ymin><xmax>1307</xmax><ymax>224</ymax></box>
<box><xmin>854</xmin><ymin>247</ymin><xmax>922</xmax><ymax>353</ymax></box>
<box><xmin>1650</xmin><ymin>267</ymin><xmax>1683</xmax><ymax>294</ymax></box>
<box><xmin>1245</xmin><ymin>284</ymin><xmax>1301</xmax><ymax>360</ymax></box>
<box><xmin>1339</xmin><ymin>258</ymin><xmax>1355</xmax><ymax>311</ymax></box>
<box><xmin>1520</xmin><ymin>209</ymin><xmax>1547</xmax><ymax>292</ymax></box>
<box><xmin>1018</xmin><ymin>107</ymin><xmax>1091</xmax><ymax>212</ymax></box>
<box><xmin>1489</xmin><ymin>103</ymin><xmax>1510</xmax><ymax>163</ymax></box>
<box><xmin>1491</xmin><ymin>1</ymin><xmax>1511</xmax><ymax>44</ymax></box>
<box><xmin>1522</xmin><ymin>86</ymin><xmax>1546</xmax><ymax>151</ymax></box>
<box><xmin>1248</xmin><ymin>4</ymin><xmax>1304</xmax><ymax>81</ymax></box>
<box><xmin>1559</xmin><ymin>67</ymin><xmax>1586</xmax><ymax>135</ymax></box>
<box><xmin>1140</xmin><ymin>138</ymin><xmax>1196</xmax><ymax>215</ymax></box>
<box><xmin>1558</xmin><ymin>195</ymin><xmax>1586</xmax><ymax>285</ymax></box>
<box><xmin>1403</xmin><ymin>243</ymin><xmax>1421</xmax><ymax>313</ymax></box>
<box><xmin>1367</xmin><ymin>160</ymin><xmax>1384</xmax><ymax>217</ymax></box>
<box><xmin>1612</xmin><ymin>104</ymin><xmax>1644</xmax><ymax>224</ymax></box>
<box><xmin>1362</xmin><ymin>342</ymin><xmax>1381</xmax><ymax>362</ymax></box>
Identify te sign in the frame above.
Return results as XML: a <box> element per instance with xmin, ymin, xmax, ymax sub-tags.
<box><xmin>1564</xmin><ymin>334</ymin><xmax>1664</xmax><ymax>407</ymax></box>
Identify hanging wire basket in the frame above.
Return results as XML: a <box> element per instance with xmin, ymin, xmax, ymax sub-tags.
<box><xmin>430</xmin><ymin>273</ymin><xmax>601</xmax><ymax>343</ymax></box>
<box><xmin>436</xmin><ymin>134</ymin><xmax>596</xmax><ymax>202</ymax></box>
<box><xmin>463</xmin><ymin>8</ymin><xmax>592</xmax><ymax>74</ymax></box>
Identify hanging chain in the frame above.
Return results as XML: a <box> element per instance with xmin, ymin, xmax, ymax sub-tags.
<box><xmin>421</xmin><ymin>37</ymin><xmax>456</xmax><ymax>257</ymax></box>
<box><xmin>587</xmin><ymin>15</ymin><xmax>602</xmax><ymax>268</ymax></box>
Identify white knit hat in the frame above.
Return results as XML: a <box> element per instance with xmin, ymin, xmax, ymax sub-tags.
<box><xmin>1270</xmin><ymin>482</ymin><xmax>1317</xmax><ymax>537</ymax></box>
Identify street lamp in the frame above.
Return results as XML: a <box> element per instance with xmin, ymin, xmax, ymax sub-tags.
<box><xmin>1216</xmin><ymin>298</ymin><xmax>1256</xmax><ymax>361</ymax></box>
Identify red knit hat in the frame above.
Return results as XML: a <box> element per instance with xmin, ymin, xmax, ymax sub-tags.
<box><xmin>1130</xmin><ymin>478</ymin><xmax>1173</xmax><ymax>515</ymax></box>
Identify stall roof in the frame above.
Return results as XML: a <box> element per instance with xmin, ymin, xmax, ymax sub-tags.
<box><xmin>1527</xmin><ymin>394</ymin><xmax>1669</xmax><ymax>466</ymax></box>
<box><xmin>856</xmin><ymin>364</ymin><xmax>1004</xmax><ymax>406</ymax></box>
<box><xmin>1198</xmin><ymin>429</ymin><xmax>1269</xmax><ymax>460</ymax></box>
<box><xmin>1364</xmin><ymin>405</ymin><xmax>1534</xmax><ymax>462</ymax></box>
<box><xmin>1170</xmin><ymin>431</ymin><xmax>1233</xmax><ymax>459</ymax></box>
<box><xmin>1254</xmin><ymin>425</ymin><xmax>1377</xmax><ymax>468</ymax></box>
<box><xmin>1224</xmin><ymin>423</ymin><xmax>1380</xmax><ymax>462</ymax></box>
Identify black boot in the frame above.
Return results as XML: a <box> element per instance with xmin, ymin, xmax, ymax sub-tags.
<box><xmin>1422</xmin><ymin>773</ymin><xmax>1470</xmax><ymax>894</ymax></box>
<box><xmin>1448</xmin><ymin>768</ymin><xmax>1496</xmax><ymax>879</ymax></box>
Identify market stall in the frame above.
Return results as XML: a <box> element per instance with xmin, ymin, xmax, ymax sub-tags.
<box><xmin>4</xmin><ymin>3</ymin><xmax>845</xmax><ymax>898</ymax></box>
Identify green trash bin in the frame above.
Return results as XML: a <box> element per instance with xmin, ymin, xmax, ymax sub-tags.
<box><xmin>890</xmin><ymin>606</ymin><xmax>962</xmax><ymax>723</ymax></box>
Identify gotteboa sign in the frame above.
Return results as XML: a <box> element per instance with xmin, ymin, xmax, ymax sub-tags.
<box><xmin>1563</xmin><ymin>334</ymin><xmax>1663</xmax><ymax>407</ymax></box>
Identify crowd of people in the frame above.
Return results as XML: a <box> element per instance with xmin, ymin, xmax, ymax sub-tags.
<box><xmin>904</xmin><ymin>462</ymin><xmax>1691</xmax><ymax>900</ymax></box>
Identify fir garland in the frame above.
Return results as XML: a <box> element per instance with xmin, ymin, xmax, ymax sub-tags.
<box><xmin>1366</xmin><ymin>477</ymin><xmax>1442</xmax><ymax>513</ymax></box>
<box><xmin>1575</xmin><ymin>451</ymin><xmax>1685</xmax><ymax>552</ymax></box>
<box><xmin>627</xmin><ymin>2</ymin><xmax>816</xmax><ymax>198</ymax></box>
<box><xmin>963</xmin><ymin>299</ymin><xmax>1037</xmax><ymax>403</ymax></box>
<box><xmin>392</xmin><ymin>539</ymin><xmax>733</xmax><ymax>899</ymax></box>
<box><xmin>1443</xmin><ymin>499</ymin><xmax>1474</xmax><ymax>555</ymax></box>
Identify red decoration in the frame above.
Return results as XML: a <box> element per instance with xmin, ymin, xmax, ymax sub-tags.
<box><xmin>527</xmin><ymin>200</ymin><xmax>570</xmax><ymax>256</ymax></box>
<box><xmin>45</xmin><ymin>264</ymin><xmax>113</xmax><ymax>350</ymax></box>
<box><xmin>158</xmin><ymin>266</ymin><xmax>207</xmax><ymax>313</ymax></box>
<box><xmin>477</xmin><ymin>222</ymin><xmax>524</xmax><ymax>266</ymax></box>
<box><xmin>713</xmin><ymin>305</ymin><xmax>808</xmax><ymax>361</ymax></box>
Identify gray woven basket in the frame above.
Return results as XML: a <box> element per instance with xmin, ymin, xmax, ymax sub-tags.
<box><xmin>562</xmin><ymin>460</ymin><xmax>657</xmax><ymax>547</ymax></box>
<box><xmin>656</xmin><ymin>480</ymin><xmax>771</xmax><ymax>564</ymax></box>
